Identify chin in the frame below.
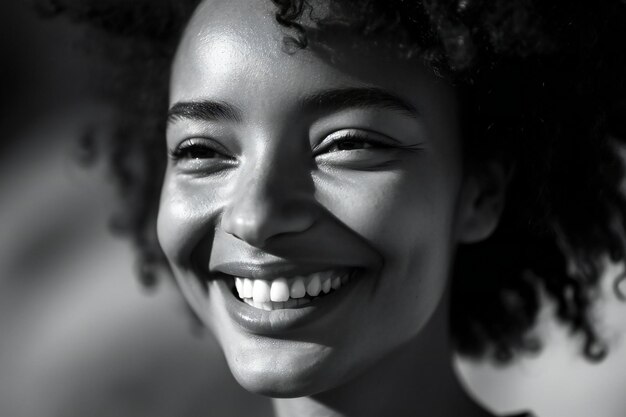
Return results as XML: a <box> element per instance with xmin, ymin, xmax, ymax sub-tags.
<box><xmin>232</xmin><ymin>370</ymin><xmax>319</xmax><ymax>398</ymax></box>
<box><xmin>222</xmin><ymin>339</ymin><xmax>345</xmax><ymax>398</ymax></box>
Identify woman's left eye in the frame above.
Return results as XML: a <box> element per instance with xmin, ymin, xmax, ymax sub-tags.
<box><xmin>316</xmin><ymin>133</ymin><xmax>390</xmax><ymax>155</ymax></box>
<box><xmin>313</xmin><ymin>130</ymin><xmax>423</xmax><ymax>169</ymax></box>
<box><xmin>325</xmin><ymin>138</ymin><xmax>380</xmax><ymax>152</ymax></box>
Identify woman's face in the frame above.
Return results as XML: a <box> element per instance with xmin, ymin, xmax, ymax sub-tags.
<box><xmin>158</xmin><ymin>0</ymin><xmax>473</xmax><ymax>397</ymax></box>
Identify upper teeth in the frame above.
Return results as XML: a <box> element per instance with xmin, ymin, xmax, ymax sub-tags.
<box><xmin>234</xmin><ymin>270</ymin><xmax>351</xmax><ymax>304</ymax></box>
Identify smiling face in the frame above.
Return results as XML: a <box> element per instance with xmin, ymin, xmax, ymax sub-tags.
<box><xmin>158</xmin><ymin>0</ymin><xmax>474</xmax><ymax>397</ymax></box>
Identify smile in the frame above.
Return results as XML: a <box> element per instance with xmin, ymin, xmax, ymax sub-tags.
<box><xmin>211</xmin><ymin>262</ymin><xmax>367</xmax><ymax>334</ymax></box>
<box><xmin>233</xmin><ymin>269</ymin><xmax>353</xmax><ymax>310</ymax></box>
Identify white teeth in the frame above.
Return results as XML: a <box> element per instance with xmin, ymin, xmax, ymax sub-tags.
<box><xmin>306</xmin><ymin>275</ymin><xmax>321</xmax><ymax>297</ymax></box>
<box><xmin>243</xmin><ymin>278</ymin><xmax>253</xmax><ymax>298</ymax></box>
<box><xmin>290</xmin><ymin>277</ymin><xmax>306</xmax><ymax>298</ymax></box>
<box><xmin>321</xmin><ymin>277</ymin><xmax>331</xmax><ymax>294</ymax></box>
<box><xmin>252</xmin><ymin>279</ymin><xmax>271</xmax><ymax>303</ymax></box>
<box><xmin>235</xmin><ymin>278</ymin><xmax>243</xmax><ymax>297</ymax></box>
<box><xmin>270</xmin><ymin>278</ymin><xmax>290</xmax><ymax>302</ymax></box>
<box><xmin>332</xmin><ymin>276</ymin><xmax>341</xmax><ymax>290</ymax></box>
<box><xmin>237</xmin><ymin>270</ymin><xmax>353</xmax><ymax>309</ymax></box>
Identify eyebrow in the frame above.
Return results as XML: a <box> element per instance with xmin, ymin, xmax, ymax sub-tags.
<box><xmin>301</xmin><ymin>87</ymin><xmax>419</xmax><ymax>119</ymax></box>
<box><xmin>167</xmin><ymin>87</ymin><xmax>419</xmax><ymax>125</ymax></box>
<box><xmin>167</xmin><ymin>100</ymin><xmax>243</xmax><ymax>124</ymax></box>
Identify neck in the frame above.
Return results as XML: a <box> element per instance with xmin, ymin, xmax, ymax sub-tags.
<box><xmin>272</xmin><ymin>293</ymin><xmax>492</xmax><ymax>417</ymax></box>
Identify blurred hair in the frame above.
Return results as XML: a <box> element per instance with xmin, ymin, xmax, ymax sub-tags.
<box><xmin>39</xmin><ymin>0</ymin><xmax>626</xmax><ymax>362</ymax></box>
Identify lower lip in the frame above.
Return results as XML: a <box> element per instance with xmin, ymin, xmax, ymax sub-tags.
<box><xmin>216</xmin><ymin>271</ymin><xmax>362</xmax><ymax>335</ymax></box>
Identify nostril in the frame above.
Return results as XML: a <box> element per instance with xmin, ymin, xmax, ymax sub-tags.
<box><xmin>221</xmin><ymin>202</ymin><xmax>317</xmax><ymax>247</ymax></box>
<box><xmin>222</xmin><ymin>212</ymin><xmax>267</xmax><ymax>245</ymax></box>
<box><xmin>230</xmin><ymin>227</ymin><xmax>269</xmax><ymax>248</ymax></box>
<box><xmin>220</xmin><ymin>171</ymin><xmax>318</xmax><ymax>246</ymax></box>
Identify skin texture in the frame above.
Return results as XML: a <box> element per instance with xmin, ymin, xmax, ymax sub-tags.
<box><xmin>157</xmin><ymin>0</ymin><xmax>505</xmax><ymax>415</ymax></box>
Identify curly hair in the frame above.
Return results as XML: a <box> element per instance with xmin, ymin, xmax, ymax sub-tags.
<box><xmin>39</xmin><ymin>0</ymin><xmax>626</xmax><ymax>362</ymax></box>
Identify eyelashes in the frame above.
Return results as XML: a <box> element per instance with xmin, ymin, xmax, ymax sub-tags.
<box><xmin>167</xmin><ymin>137</ymin><xmax>238</xmax><ymax>175</ymax></box>
<box><xmin>314</xmin><ymin>132</ymin><xmax>424</xmax><ymax>155</ymax></box>
<box><xmin>167</xmin><ymin>131</ymin><xmax>424</xmax><ymax>173</ymax></box>
<box><xmin>168</xmin><ymin>137</ymin><xmax>230</xmax><ymax>161</ymax></box>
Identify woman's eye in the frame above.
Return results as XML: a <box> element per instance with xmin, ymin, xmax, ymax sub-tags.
<box><xmin>172</xmin><ymin>144</ymin><xmax>220</xmax><ymax>159</ymax></box>
<box><xmin>170</xmin><ymin>137</ymin><xmax>230</xmax><ymax>160</ymax></box>
<box><xmin>169</xmin><ymin>138</ymin><xmax>235</xmax><ymax>173</ymax></box>
<box><xmin>318</xmin><ymin>134</ymin><xmax>388</xmax><ymax>155</ymax></box>
<box><xmin>327</xmin><ymin>138</ymin><xmax>377</xmax><ymax>152</ymax></box>
<box><xmin>314</xmin><ymin>131</ymin><xmax>423</xmax><ymax>169</ymax></box>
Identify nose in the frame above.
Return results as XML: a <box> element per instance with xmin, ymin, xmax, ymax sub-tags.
<box><xmin>220</xmin><ymin>153</ymin><xmax>317</xmax><ymax>247</ymax></box>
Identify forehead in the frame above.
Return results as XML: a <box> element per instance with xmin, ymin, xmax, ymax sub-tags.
<box><xmin>169</xmin><ymin>0</ymin><xmax>456</xmax><ymax>130</ymax></box>
<box><xmin>171</xmin><ymin>0</ymin><xmax>309</xmax><ymax>103</ymax></box>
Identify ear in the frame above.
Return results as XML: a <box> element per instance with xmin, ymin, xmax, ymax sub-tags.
<box><xmin>456</xmin><ymin>161</ymin><xmax>509</xmax><ymax>243</ymax></box>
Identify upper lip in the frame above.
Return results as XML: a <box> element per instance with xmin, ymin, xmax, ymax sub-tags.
<box><xmin>211</xmin><ymin>261</ymin><xmax>350</xmax><ymax>280</ymax></box>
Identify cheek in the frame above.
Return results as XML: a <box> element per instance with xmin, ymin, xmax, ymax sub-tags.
<box><xmin>315</xmin><ymin>160</ymin><xmax>460</xmax><ymax>266</ymax></box>
<box><xmin>315</xmin><ymin>161</ymin><xmax>459</xmax><ymax>330</ymax></box>
<box><xmin>156</xmin><ymin>173</ymin><xmax>223</xmax><ymax>266</ymax></box>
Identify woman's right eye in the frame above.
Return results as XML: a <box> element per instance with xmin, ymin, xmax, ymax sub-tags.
<box><xmin>171</xmin><ymin>144</ymin><xmax>219</xmax><ymax>160</ymax></box>
<box><xmin>168</xmin><ymin>138</ymin><xmax>235</xmax><ymax>172</ymax></box>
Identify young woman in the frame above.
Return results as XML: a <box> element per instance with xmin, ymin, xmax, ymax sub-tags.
<box><xmin>43</xmin><ymin>0</ymin><xmax>626</xmax><ymax>415</ymax></box>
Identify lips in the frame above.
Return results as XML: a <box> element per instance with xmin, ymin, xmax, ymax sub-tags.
<box><xmin>209</xmin><ymin>264</ymin><xmax>364</xmax><ymax>334</ymax></box>
<box><xmin>212</xmin><ymin>260</ymin><xmax>343</xmax><ymax>280</ymax></box>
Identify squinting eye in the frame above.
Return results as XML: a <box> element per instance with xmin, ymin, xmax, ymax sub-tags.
<box><xmin>172</xmin><ymin>144</ymin><xmax>219</xmax><ymax>159</ymax></box>
<box><xmin>168</xmin><ymin>137</ymin><xmax>236</xmax><ymax>173</ymax></box>
<box><xmin>313</xmin><ymin>130</ymin><xmax>423</xmax><ymax>169</ymax></box>
<box><xmin>169</xmin><ymin>138</ymin><xmax>229</xmax><ymax>161</ymax></box>
<box><xmin>317</xmin><ymin>133</ymin><xmax>389</xmax><ymax>155</ymax></box>
<box><xmin>327</xmin><ymin>138</ymin><xmax>377</xmax><ymax>152</ymax></box>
